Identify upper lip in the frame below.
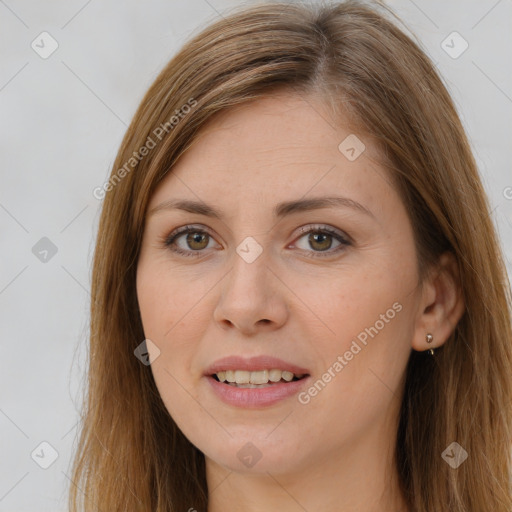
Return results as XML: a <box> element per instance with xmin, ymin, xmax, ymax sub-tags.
<box><xmin>204</xmin><ymin>355</ymin><xmax>310</xmax><ymax>376</ymax></box>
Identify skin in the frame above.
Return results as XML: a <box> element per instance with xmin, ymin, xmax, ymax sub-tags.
<box><xmin>136</xmin><ymin>90</ymin><xmax>465</xmax><ymax>512</ymax></box>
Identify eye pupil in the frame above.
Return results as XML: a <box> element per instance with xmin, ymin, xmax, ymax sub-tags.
<box><xmin>309</xmin><ymin>232</ymin><xmax>332</xmax><ymax>251</ymax></box>
<box><xmin>187</xmin><ymin>232</ymin><xmax>209</xmax><ymax>250</ymax></box>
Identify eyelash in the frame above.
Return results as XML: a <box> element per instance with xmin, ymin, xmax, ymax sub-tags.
<box><xmin>162</xmin><ymin>224</ymin><xmax>352</xmax><ymax>259</ymax></box>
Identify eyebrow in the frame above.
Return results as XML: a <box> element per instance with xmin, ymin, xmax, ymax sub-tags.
<box><xmin>148</xmin><ymin>196</ymin><xmax>375</xmax><ymax>220</ymax></box>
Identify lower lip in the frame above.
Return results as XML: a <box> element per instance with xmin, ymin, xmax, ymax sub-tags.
<box><xmin>206</xmin><ymin>375</ymin><xmax>310</xmax><ymax>408</ymax></box>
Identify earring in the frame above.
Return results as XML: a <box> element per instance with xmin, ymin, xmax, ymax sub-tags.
<box><xmin>426</xmin><ymin>333</ymin><xmax>434</xmax><ymax>355</ymax></box>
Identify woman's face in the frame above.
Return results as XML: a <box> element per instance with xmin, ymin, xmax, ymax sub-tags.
<box><xmin>136</xmin><ymin>91</ymin><xmax>425</xmax><ymax>477</ymax></box>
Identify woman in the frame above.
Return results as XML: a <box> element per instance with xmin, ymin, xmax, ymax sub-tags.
<box><xmin>69</xmin><ymin>1</ymin><xmax>512</xmax><ymax>511</ymax></box>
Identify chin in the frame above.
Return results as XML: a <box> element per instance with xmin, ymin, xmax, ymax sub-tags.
<box><xmin>201</xmin><ymin>433</ymin><xmax>306</xmax><ymax>475</ymax></box>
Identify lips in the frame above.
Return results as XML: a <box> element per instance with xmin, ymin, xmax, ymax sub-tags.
<box><xmin>204</xmin><ymin>355</ymin><xmax>311</xmax><ymax>408</ymax></box>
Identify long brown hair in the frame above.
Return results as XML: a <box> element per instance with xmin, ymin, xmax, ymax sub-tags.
<box><xmin>69</xmin><ymin>1</ymin><xmax>512</xmax><ymax>510</ymax></box>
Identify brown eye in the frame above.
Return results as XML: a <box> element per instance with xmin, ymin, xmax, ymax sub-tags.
<box><xmin>186</xmin><ymin>231</ymin><xmax>210</xmax><ymax>250</ymax></box>
<box><xmin>164</xmin><ymin>226</ymin><xmax>219</xmax><ymax>257</ymax></box>
<box><xmin>293</xmin><ymin>225</ymin><xmax>351</xmax><ymax>258</ymax></box>
<box><xmin>307</xmin><ymin>232</ymin><xmax>333</xmax><ymax>251</ymax></box>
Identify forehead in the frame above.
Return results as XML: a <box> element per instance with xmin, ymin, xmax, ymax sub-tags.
<box><xmin>149</xmin><ymin>92</ymin><xmax>396</xmax><ymax>216</ymax></box>
<box><xmin>181</xmin><ymin>92</ymin><xmax>372</xmax><ymax>166</ymax></box>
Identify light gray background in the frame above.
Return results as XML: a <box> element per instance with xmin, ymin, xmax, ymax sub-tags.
<box><xmin>1</xmin><ymin>1</ymin><xmax>511</xmax><ymax>510</ymax></box>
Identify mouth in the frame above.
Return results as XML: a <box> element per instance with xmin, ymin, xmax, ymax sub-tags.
<box><xmin>204</xmin><ymin>355</ymin><xmax>311</xmax><ymax>407</ymax></box>
<box><xmin>211</xmin><ymin>369</ymin><xmax>308</xmax><ymax>388</ymax></box>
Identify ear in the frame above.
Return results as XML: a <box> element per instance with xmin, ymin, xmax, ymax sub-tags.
<box><xmin>411</xmin><ymin>251</ymin><xmax>465</xmax><ymax>352</ymax></box>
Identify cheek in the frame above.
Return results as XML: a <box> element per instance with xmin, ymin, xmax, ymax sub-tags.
<box><xmin>290</xmin><ymin>257</ymin><xmax>414</xmax><ymax>344</ymax></box>
<box><xmin>136</xmin><ymin>259</ymin><xmax>199</xmax><ymax>342</ymax></box>
<box><xmin>297</xmin><ymin>316</ymin><xmax>411</xmax><ymax>447</ymax></box>
<box><xmin>294</xmin><ymin>261</ymin><xmax>415</xmax><ymax>413</ymax></box>
<box><xmin>136</xmin><ymin>259</ymin><xmax>208</xmax><ymax>403</ymax></box>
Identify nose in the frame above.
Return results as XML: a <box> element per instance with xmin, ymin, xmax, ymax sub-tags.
<box><xmin>213</xmin><ymin>249</ymin><xmax>288</xmax><ymax>335</ymax></box>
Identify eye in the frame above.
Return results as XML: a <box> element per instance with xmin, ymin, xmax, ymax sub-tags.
<box><xmin>162</xmin><ymin>224</ymin><xmax>351</xmax><ymax>259</ymax></box>
<box><xmin>163</xmin><ymin>225</ymin><xmax>219</xmax><ymax>257</ymax></box>
<box><xmin>292</xmin><ymin>225</ymin><xmax>351</xmax><ymax>258</ymax></box>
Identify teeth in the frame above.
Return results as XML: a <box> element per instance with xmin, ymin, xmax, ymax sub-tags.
<box><xmin>215</xmin><ymin>369</ymin><xmax>304</xmax><ymax>384</ymax></box>
<box><xmin>247</xmin><ymin>370</ymin><xmax>268</xmax><ymax>384</ymax></box>
<box><xmin>234</xmin><ymin>370</ymin><xmax>250</xmax><ymax>384</ymax></box>
<box><xmin>281</xmin><ymin>370</ymin><xmax>294</xmax><ymax>382</ymax></box>
<box><xmin>268</xmin><ymin>369</ymin><xmax>282</xmax><ymax>382</ymax></box>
